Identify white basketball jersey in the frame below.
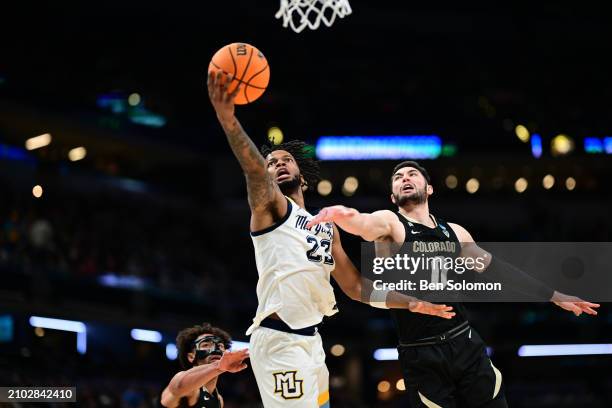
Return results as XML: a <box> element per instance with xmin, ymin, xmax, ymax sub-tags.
<box><xmin>246</xmin><ymin>197</ymin><xmax>338</xmax><ymax>335</ymax></box>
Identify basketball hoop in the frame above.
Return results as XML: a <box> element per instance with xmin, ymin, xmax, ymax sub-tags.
<box><xmin>275</xmin><ymin>0</ymin><xmax>352</xmax><ymax>33</ymax></box>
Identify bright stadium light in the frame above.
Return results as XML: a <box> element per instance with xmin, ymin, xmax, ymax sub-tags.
<box><xmin>551</xmin><ymin>134</ymin><xmax>574</xmax><ymax>156</ymax></box>
<box><xmin>268</xmin><ymin>127</ymin><xmax>284</xmax><ymax>145</ymax></box>
<box><xmin>377</xmin><ymin>380</ymin><xmax>391</xmax><ymax>393</ymax></box>
<box><xmin>531</xmin><ymin>134</ymin><xmax>542</xmax><ymax>158</ymax></box>
<box><xmin>330</xmin><ymin>344</ymin><xmax>345</xmax><ymax>357</ymax></box>
<box><xmin>30</xmin><ymin>316</ymin><xmax>85</xmax><ymax>333</ymax></box>
<box><xmin>584</xmin><ymin>137</ymin><xmax>603</xmax><ymax>153</ymax></box>
<box><xmin>317</xmin><ymin>180</ymin><xmax>332</xmax><ymax>196</ymax></box>
<box><xmin>128</xmin><ymin>93</ymin><xmax>141</xmax><ymax>106</ymax></box>
<box><xmin>466</xmin><ymin>178</ymin><xmax>479</xmax><ymax>194</ymax></box>
<box><xmin>373</xmin><ymin>348</ymin><xmax>398</xmax><ymax>361</ymax></box>
<box><xmin>342</xmin><ymin>176</ymin><xmax>358</xmax><ymax>196</ymax></box>
<box><xmin>374</xmin><ymin>346</ymin><xmax>492</xmax><ymax>360</ymax></box>
<box><xmin>32</xmin><ymin>185</ymin><xmax>43</xmax><ymax>198</ymax></box>
<box><xmin>605</xmin><ymin>137</ymin><xmax>612</xmax><ymax>154</ymax></box>
<box><xmin>230</xmin><ymin>341</ymin><xmax>249</xmax><ymax>351</ymax></box>
<box><xmin>514</xmin><ymin>177</ymin><xmax>528</xmax><ymax>193</ymax></box>
<box><xmin>68</xmin><ymin>147</ymin><xmax>87</xmax><ymax>162</ymax></box>
<box><xmin>166</xmin><ymin>343</ymin><xmax>178</xmax><ymax>360</ymax></box>
<box><xmin>25</xmin><ymin>133</ymin><xmax>52</xmax><ymax>150</ymax></box>
<box><xmin>518</xmin><ymin>344</ymin><xmax>612</xmax><ymax>357</ymax></box>
<box><xmin>316</xmin><ymin>135</ymin><xmax>442</xmax><ymax>160</ymax></box>
<box><xmin>130</xmin><ymin>329</ymin><xmax>162</xmax><ymax>343</ymax></box>
<box><xmin>29</xmin><ymin>316</ymin><xmax>87</xmax><ymax>354</ymax></box>
<box><xmin>566</xmin><ymin>177</ymin><xmax>576</xmax><ymax>191</ymax></box>
<box><xmin>396</xmin><ymin>379</ymin><xmax>405</xmax><ymax>391</ymax></box>
<box><xmin>515</xmin><ymin>125</ymin><xmax>530</xmax><ymax>143</ymax></box>
<box><xmin>542</xmin><ymin>174</ymin><xmax>555</xmax><ymax>190</ymax></box>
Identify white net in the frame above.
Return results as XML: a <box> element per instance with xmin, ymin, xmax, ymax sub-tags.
<box><xmin>275</xmin><ymin>0</ymin><xmax>352</xmax><ymax>33</ymax></box>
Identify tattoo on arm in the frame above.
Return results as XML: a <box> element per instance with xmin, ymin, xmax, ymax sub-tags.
<box><xmin>221</xmin><ymin>117</ymin><xmax>277</xmax><ymax>211</ymax></box>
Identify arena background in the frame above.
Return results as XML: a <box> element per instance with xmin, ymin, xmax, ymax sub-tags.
<box><xmin>1</xmin><ymin>1</ymin><xmax>611</xmax><ymax>407</ymax></box>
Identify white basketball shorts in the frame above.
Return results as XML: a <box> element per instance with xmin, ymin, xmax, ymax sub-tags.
<box><xmin>249</xmin><ymin>326</ymin><xmax>330</xmax><ymax>407</ymax></box>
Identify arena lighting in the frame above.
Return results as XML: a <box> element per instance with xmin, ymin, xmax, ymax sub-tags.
<box><xmin>445</xmin><ymin>175</ymin><xmax>458</xmax><ymax>189</ymax></box>
<box><xmin>342</xmin><ymin>176</ymin><xmax>359</xmax><ymax>196</ymax></box>
<box><xmin>231</xmin><ymin>341</ymin><xmax>249</xmax><ymax>351</ymax></box>
<box><xmin>542</xmin><ymin>174</ymin><xmax>555</xmax><ymax>190</ymax></box>
<box><xmin>584</xmin><ymin>136</ymin><xmax>612</xmax><ymax>154</ymax></box>
<box><xmin>518</xmin><ymin>344</ymin><xmax>612</xmax><ymax>357</ymax></box>
<box><xmin>330</xmin><ymin>344</ymin><xmax>346</xmax><ymax>357</ymax></box>
<box><xmin>29</xmin><ymin>316</ymin><xmax>87</xmax><ymax>354</ymax></box>
<box><xmin>373</xmin><ymin>348</ymin><xmax>398</xmax><ymax>361</ymax></box>
<box><xmin>68</xmin><ymin>146</ymin><xmax>87</xmax><ymax>162</ymax></box>
<box><xmin>514</xmin><ymin>177</ymin><xmax>528</xmax><ymax>193</ymax></box>
<box><xmin>440</xmin><ymin>144</ymin><xmax>458</xmax><ymax>157</ymax></box>
<box><xmin>317</xmin><ymin>180</ymin><xmax>332</xmax><ymax>196</ymax></box>
<box><xmin>268</xmin><ymin>126</ymin><xmax>284</xmax><ymax>145</ymax></box>
<box><xmin>551</xmin><ymin>134</ymin><xmax>574</xmax><ymax>156</ymax></box>
<box><xmin>25</xmin><ymin>133</ymin><xmax>52</xmax><ymax>150</ymax></box>
<box><xmin>0</xmin><ymin>144</ymin><xmax>31</xmax><ymax>161</ymax></box>
<box><xmin>166</xmin><ymin>343</ymin><xmax>178</xmax><ymax>360</ymax></box>
<box><xmin>316</xmin><ymin>136</ymin><xmax>442</xmax><ymax>160</ymax></box>
<box><xmin>584</xmin><ymin>137</ymin><xmax>603</xmax><ymax>153</ymax></box>
<box><xmin>130</xmin><ymin>329</ymin><xmax>162</xmax><ymax>343</ymax></box>
<box><xmin>396</xmin><ymin>379</ymin><xmax>406</xmax><ymax>391</ymax></box>
<box><xmin>531</xmin><ymin>134</ymin><xmax>542</xmax><ymax>158</ymax></box>
<box><xmin>377</xmin><ymin>380</ymin><xmax>391</xmax><ymax>393</ymax></box>
<box><xmin>466</xmin><ymin>178</ymin><xmax>479</xmax><ymax>194</ymax></box>
<box><xmin>32</xmin><ymin>185</ymin><xmax>43</xmax><ymax>198</ymax></box>
<box><xmin>128</xmin><ymin>93</ymin><xmax>141</xmax><ymax>106</ymax></box>
<box><xmin>514</xmin><ymin>125</ymin><xmax>530</xmax><ymax>143</ymax></box>
<box><xmin>374</xmin><ymin>347</ymin><xmax>493</xmax><ymax>361</ymax></box>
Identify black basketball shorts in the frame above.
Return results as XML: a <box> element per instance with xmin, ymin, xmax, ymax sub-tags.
<box><xmin>398</xmin><ymin>327</ymin><xmax>508</xmax><ymax>408</ymax></box>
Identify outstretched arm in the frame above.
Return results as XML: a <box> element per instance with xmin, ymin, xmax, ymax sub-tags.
<box><xmin>450</xmin><ymin>223</ymin><xmax>600</xmax><ymax>316</ymax></box>
<box><xmin>306</xmin><ymin>206</ymin><xmax>398</xmax><ymax>241</ymax></box>
<box><xmin>161</xmin><ymin>349</ymin><xmax>249</xmax><ymax>408</ymax></box>
<box><xmin>207</xmin><ymin>72</ymin><xmax>285</xmax><ymax>227</ymax></box>
<box><xmin>330</xmin><ymin>224</ymin><xmax>455</xmax><ymax>318</ymax></box>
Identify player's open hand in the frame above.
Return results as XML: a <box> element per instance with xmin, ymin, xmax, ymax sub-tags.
<box><xmin>408</xmin><ymin>301</ymin><xmax>456</xmax><ymax>319</ymax></box>
<box><xmin>218</xmin><ymin>349</ymin><xmax>249</xmax><ymax>373</ymax></box>
<box><xmin>306</xmin><ymin>205</ymin><xmax>355</xmax><ymax>229</ymax></box>
<box><xmin>551</xmin><ymin>291</ymin><xmax>600</xmax><ymax>316</ymax></box>
<box><xmin>207</xmin><ymin>71</ymin><xmax>240</xmax><ymax>123</ymax></box>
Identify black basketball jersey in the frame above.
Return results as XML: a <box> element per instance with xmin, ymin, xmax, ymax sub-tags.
<box><xmin>176</xmin><ymin>387</ymin><xmax>221</xmax><ymax>408</ymax></box>
<box><xmin>389</xmin><ymin>212</ymin><xmax>469</xmax><ymax>343</ymax></box>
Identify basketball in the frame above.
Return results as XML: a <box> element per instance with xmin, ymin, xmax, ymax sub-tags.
<box><xmin>208</xmin><ymin>43</ymin><xmax>270</xmax><ymax>105</ymax></box>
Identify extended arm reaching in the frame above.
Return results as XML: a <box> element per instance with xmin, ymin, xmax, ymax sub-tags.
<box><xmin>450</xmin><ymin>223</ymin><xmax>600</xmax><ymax>316</ymax></box>
<box><xmin>330</xmin><ymin>224</ymin><xmax>455</xmax><ymax>319</ymax></box>
<box><xmin>306</xmin><ymin>206</ymin><xmax>397</xmax><ymax>241</ymax></box>
<box><xmin>207</xmin><ymin>72</ymin><xmax>284</xmax><ymax>216</ymax></box>
<box><xmin>160</xmin><ymin>349</ymin><xmax>249</xmax><ymax>408</ymax></box>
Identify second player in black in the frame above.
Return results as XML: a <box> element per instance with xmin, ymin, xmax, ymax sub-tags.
<box><xmin>307</xmin><ymin>160</ymin><xmax>599</xmax><ymax>407</ymax></box>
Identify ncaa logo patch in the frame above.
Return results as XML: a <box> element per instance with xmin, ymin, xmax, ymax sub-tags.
<box><xmin>440</xmin><ymin>224</ymin><xmax>450</xmax><ymax>238</ymax></box>
<box><xmin>273</xmin><ymin>371</ymin><xmax>304</xmax><ymax>399</ymax></box>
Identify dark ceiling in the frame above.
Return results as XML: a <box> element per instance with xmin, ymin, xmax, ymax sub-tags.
<box><xmin>1</xmin><ymin>1</ymin><xmax>610</xmax><ymax>152</ymax></box>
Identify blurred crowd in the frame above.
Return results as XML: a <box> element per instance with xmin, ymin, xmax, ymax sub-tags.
<box><xmin>0</xmin><ymin>185</ymin><xmax>257</xmax><ymax>306</ymax></box>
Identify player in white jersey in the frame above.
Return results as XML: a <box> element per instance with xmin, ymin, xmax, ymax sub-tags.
<box><xmin>207</xmin><ymin>72</ymin><xmax>455</xmax><ymax>407</ymax></box>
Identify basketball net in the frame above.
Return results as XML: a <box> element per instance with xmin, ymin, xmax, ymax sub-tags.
<box><xmin>275</xmin><ymin>0</ymin><xmax>352</xmax><ymax>33</ymax></box>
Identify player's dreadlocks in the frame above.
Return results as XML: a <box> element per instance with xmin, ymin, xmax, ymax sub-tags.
<box><xmin>260</xmin><ymin>140</ymin><xmax>320</xmax><ymax>190</ymax></box>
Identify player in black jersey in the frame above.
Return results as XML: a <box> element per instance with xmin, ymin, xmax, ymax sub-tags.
<box><xmin>159</xmin><ymin>323</ymin><xmax>249</xmax><ymax>408</ymax></box>
<box><xmin>307</xmin><ymin>161</ymin><xmax>599</xmax><ymax>407</ymax></box>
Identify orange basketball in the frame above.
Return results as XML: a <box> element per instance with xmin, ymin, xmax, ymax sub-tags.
<box><xmin>208</xmin><ymin>43</ymin><xmax>270</xmax><ymax>105</ymax></box>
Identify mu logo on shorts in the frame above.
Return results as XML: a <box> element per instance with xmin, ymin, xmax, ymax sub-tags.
<box><xmin>273</xmin><ymin>370</ymin><xmax>304</xmax><ymax>399</ymax></box>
